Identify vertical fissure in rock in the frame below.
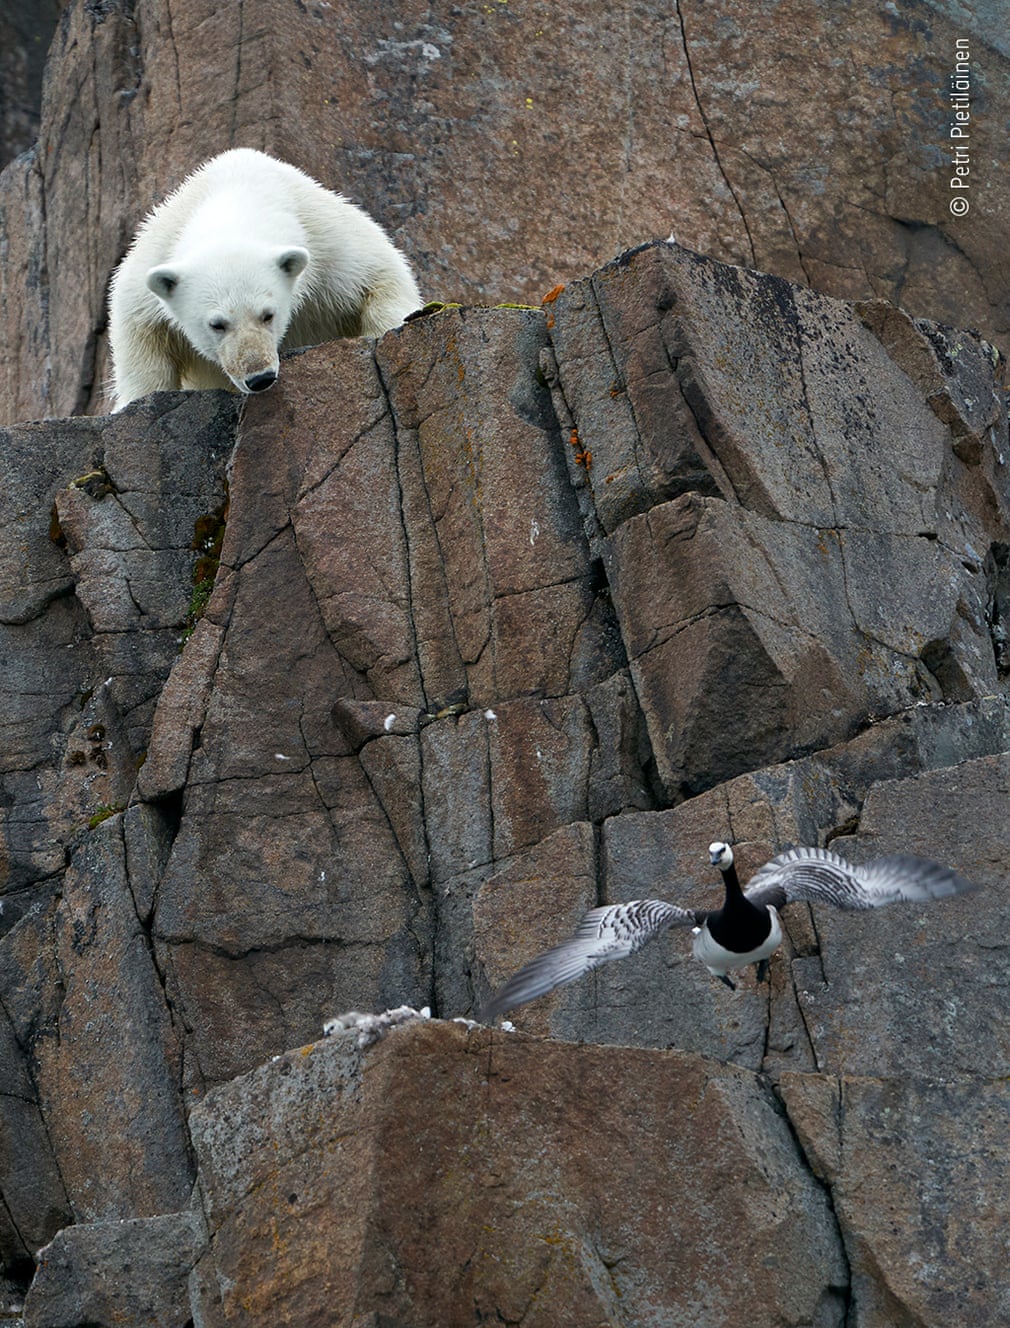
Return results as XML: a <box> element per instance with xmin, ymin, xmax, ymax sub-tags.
<box><xmin>0</xmin><ymin>1186</ymin><xmax>33</xmax><ymax>1292</ymax></box>
<box><xmin>372</xmin><ymin>350</ymin><xmax>440</xmax><ymax>1012</ymax></box>
<box><xmin>986</xmin><ymin>542</ymin><xmax>1010</xmax><ymax>679</ymax></box>
<box><xmin>673</xmin><ymin>2</ymin><xmax>755</xmax><ymax>265</ymax></box>
<box><xmin>785</xmin><ymin>299</ymin><xmax>844</xmax><ymax>538</ymax></box>
<box><xmin>540</xmin><ymin>339</ymin><xmax>670</xmax><ymax>802</ymax></box>
<box><xmin>768</xmin><ymin>1076</ymin><xmax>854</xmax><ymax>1327</ymax></box>
<box><xmin>374</xmin><ymin>349</ymin><xmax>450</xmax><ymax>714</ymax></box>
<box><xmin>537</xmin><ymin>341</ymin><xmax>604</xmax><ymax>551</ymax></box>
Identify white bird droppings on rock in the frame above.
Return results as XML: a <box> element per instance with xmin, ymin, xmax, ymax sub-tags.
<box><xmin>322</xmin><ymin>1004</ymin><xmax>430</xmax><ymax>1047</ymax></box>
<box><xmin>322</xmin><ymin>1005</ymin><xmax>485</xmax><ymax>1047</ymax></box>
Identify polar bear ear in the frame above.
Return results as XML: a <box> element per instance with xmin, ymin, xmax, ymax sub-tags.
<box><xmin>277</xmin><ymin>247</ymin><xmax>309</xmax><ymax>279</ymax></box>
<box><xmin>147</xmin><ymin>266</ymin><xmax>182</xmax><ymax>300</ymax></box>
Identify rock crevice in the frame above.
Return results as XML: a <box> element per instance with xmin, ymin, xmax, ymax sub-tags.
<box><xmin>2</xmin><ymin>241</ymin><xmax>1009</xmax><ymax>1324</ymax></box>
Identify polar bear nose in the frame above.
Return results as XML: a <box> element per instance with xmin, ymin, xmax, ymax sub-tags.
<box><xmin>245</xmin><ymin>369</ymin><xmax>278</xmax><ymax>393</ymax></box>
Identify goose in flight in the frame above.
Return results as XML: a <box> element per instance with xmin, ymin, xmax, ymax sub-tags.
<box><xmin>482</xmin><ymin>841</ymin><xmax>975</xmax><ymax>1020</ymax></box>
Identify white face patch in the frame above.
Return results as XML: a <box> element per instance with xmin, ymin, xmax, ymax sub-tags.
<box><xmin>709</xmin><ymin>840</ymin><xmax>733</xmax><ymax>867</ymax></box>
<box><xmin>145</xmin><ymin>244</ymin><xmax>309</xmax><ymax>391</ymax></box>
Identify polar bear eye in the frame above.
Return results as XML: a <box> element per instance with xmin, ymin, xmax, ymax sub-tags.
<box><xmin>261</xmin><ymin>311</ymin><xmax>274</xmax><ymax>325</ymax></box>
<box><xmin>209</xmin><ymin>317</ymin><xmax>229</xmax><ymax>334</ymax></box>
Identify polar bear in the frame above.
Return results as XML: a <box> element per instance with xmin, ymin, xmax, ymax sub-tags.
<box><xmin>107</xmin><ymin>148</ymin><xmax>421</xmax><ymax>410</ymax></box>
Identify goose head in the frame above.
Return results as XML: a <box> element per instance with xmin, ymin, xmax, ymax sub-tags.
<box><xmin>709</xmin><ymin>841</ymin><xmax>734</xmax><ymax>870</ymax></box>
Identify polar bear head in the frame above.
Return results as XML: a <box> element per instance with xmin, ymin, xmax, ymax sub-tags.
<box><xmin>146</xmin><ymin>244</ymin><xmax>310</xmax><ymax>394</ymax></box>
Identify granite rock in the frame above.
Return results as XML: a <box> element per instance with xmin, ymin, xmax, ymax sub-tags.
<box><xmin>1</xmin><ymin>236</ymin><xmax>1008</xmax><ymax>1324</ymax></box>
<box><xmin>782</xmin><ymin>1072</ymin><xmax>1010</xmax><ymax>1328</ymax></box>
<box><xmin>23</xmin><ymin>1210</ymin><xmax>203</xmax><ymax>1328</ymax></box>
<box><xmin>187</xmin><ymin>1021</ymin><xmax>849</xmax><ymax>1328</ymax></box>
<box><xmin>1</xmin><ymin>1</ymin><xmax>1008</xmax><ymax>423</ymax></box>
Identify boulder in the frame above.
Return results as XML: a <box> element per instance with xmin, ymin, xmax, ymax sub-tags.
<box><xmin>188</xmin><ymin>1020</ymin><xmax>849</xmax><ymax>1328</ymax></box>
<box><xmin>23</xmin><ymin>1210</ymin><xmax>203</xmax><ymax>1328</ymax></box>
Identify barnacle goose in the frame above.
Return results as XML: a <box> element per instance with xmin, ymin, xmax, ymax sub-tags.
<box><xmin>482</xmin><ymin>840</ymin><xmax>976</xmax><ymax>1019</ymax></box>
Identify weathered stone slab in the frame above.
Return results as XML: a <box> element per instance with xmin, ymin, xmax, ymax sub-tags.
<box><xmin>377</xmin><ymin>308</ymin><xmax>606</xmax><ymax>706</ymax></box>
<box><xmin>797</xmin><ymin>751</ymin><xmax>1010</xmax><ymax>1078</ymax></box>
<box><xmin>23</xmin><ymin>1210</ymin><xmax>203</xmax><ymax>1328</ymax></box>
<box><xmin>607</xmin><ymin>488</ymin><xmax>999</xmax><ymax>797</ymax></box>
<box><xmin>189</xmin><ymin>1021</ymin><xmax>847</xmax><ymax>1327</ymax></box>
<box><xmin>782</xmin><ymin>1072</ymin><xmax>1010</xmax><ymax>1328</ymax></box>
<box><xmin>32</xmin><ymin>818</ymin><xmax>192</xmax><ymax>1224</ymax></box>
<box><xmin>0</xmin><ymin>393</ymin><xmax>233</xmax><ymax>890</ymax></box>
<box><xmin>548</xmin><ymin>243</ymin><xmax>975</xmax><ymax>536</ymax></box>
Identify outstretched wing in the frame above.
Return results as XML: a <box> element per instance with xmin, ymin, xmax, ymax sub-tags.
<box><xmin>482</xmin><ymin>899</ymin><xmax>698</xmax><ymax>1020</ymax></box>
<box><xmin>745</xmin><ymin>845</ymin><xmax>976</xmax><ymax>911</ymax></box>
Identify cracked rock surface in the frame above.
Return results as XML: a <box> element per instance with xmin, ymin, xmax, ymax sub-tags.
<box><xmin>1</xmin><ymin>0</ymin><xmax>1007</xmax><ymax>425</ymax></box>
<box><xmin>3</xmin><ymin>242</ymin><xmax>1010</xmax><ymax>1325</ymax></box>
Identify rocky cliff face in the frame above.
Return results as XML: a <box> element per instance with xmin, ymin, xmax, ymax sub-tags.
<box><xmin>2</xmin><ymin>234</ymin><xmax>1009</xmax><ymax>1326</ymax></box>
<box><xmin>4</xmin><ymin>2</ymin><xmax>1010</xmax><ymax>1325</ymax></box>
<box><xmin>0</xmin><ymin>2</ymin><xmax>65</xmax><ymax>171</ymax></box>
<box><xmin>0</xmin><ymin>0</ymin><xmax>1007</xmax><ymax>424</ymax></box>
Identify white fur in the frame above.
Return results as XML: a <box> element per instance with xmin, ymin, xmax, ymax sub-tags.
<box><xmin>108</xmin><ymin>148</ymin><xmax>421</xmax><ymax>410</ymax></box>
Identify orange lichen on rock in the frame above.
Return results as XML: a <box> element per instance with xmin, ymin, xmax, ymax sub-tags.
<box><xmin>542</xmin><ymin>283</ymin><xmax>565</xmax><ymax>328</ymax></box>
<box><xmin>568</xmin><ymin>427</ymin><xmax>591</xmax><ymax>469</ymax></box>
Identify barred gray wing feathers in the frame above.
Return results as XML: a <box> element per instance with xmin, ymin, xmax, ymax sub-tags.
<box><xmin>482</xmin><ymin>899</ymin><xmax>698</xmax><ymax>1020</ymax></box>
<box><xmin>744</xmin><ymin>846</ymin><xmax>976</xmax><ymax>911</ymax></box>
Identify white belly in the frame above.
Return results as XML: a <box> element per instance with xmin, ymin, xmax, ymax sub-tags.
<box><xmin>692</xmin><ymin>906</ymin><xmax>782</xmax><ymax>977</ymax></box>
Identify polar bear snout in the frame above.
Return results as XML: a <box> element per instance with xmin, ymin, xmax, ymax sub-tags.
<box><xmin>216</xmin><ymin>329</ymin><xmax>282</xmax><ymax>395</ymax></box>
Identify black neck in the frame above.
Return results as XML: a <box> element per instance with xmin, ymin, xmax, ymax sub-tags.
<box><xmin>720</xmin><ymin>861</ymin><xmax>744</xmax><ymax>899</ymax></box>
<box><xmin>707</xmin><ymin>861</ymin><xmax>772</xmax><ymax>949</ymax></box>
